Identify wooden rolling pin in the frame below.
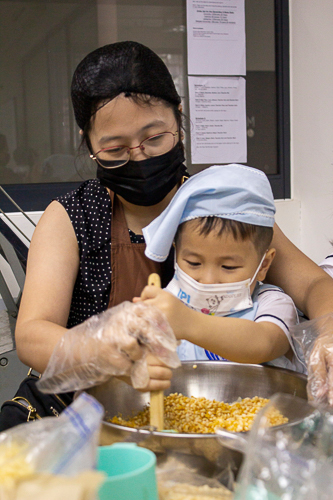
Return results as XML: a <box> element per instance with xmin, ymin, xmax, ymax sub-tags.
<box><xmin>148</xmin><ymin>273</ymin><xmax>164</xmax><ymax>431</ymax></box>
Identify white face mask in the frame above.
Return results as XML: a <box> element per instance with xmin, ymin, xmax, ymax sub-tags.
<box><xmin>166</xmin><ymin>253</ymin><xmax>267</xmax><ymax>316</ymax></box>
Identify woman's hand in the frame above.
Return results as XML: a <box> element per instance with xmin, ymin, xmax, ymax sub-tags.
<box><xmin>133</xmin><ymin>286</ymin><xmax>193</xmax><ymax>340</ymax></box>
<box><xmin>307</xmin><ymin>329</ymin><xmax>333</xmax><ymax>406</ymax></box>
<box><xmin>291</xmin><ymin>313</ymin><xmax>333</xmax><ymax>406</ymax></box>
<box><xmin>37</xmin><ymin>301</ymin><xmax>180</xmax><ymax>394</ymax></box>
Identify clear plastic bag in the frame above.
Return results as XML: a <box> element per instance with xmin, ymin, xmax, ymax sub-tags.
<box><xmin>156</xmin><ymin>454</ymin><xmax>233</xmax><ymax>499</ymax></box>
<box><xmin>0</xmin><ymin>392</ymin><xmax>104</xmax><ymax>481</ymax></box>
<box><xmin>233</xmin><ymin>393</ymin><xmax>333</xmax><ymax>500</ymax></box>
<box><xmin>37</xmin><ymin>301</ymin><xmax>180</xmax><ymax>394</ymax></box>
<box><xmin>290</xmin><ymin>313</ymin><xmax>333</xmax><ymax>405</ymax></box>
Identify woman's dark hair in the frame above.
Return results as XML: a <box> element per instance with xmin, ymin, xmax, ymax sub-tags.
<box><xmin>71</xmin><ymin>41</ymin><xmax>182</xmax><ymax>152</ymax></box>
<box><xmin>175</xmin><ymin>217</ymin><xmax>273</xmax><ymax>257</ymax></box>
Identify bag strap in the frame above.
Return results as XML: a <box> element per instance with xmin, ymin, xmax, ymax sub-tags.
<box><xmin>27</xmin><ymin>367</ymin><xmax>41</xmax><ymax>378</ymax></box>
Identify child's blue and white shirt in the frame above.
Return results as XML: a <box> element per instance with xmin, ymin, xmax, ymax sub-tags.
<box><xmin>166</xmin><ymin>281</ymin><xmax>306</xmax><ymax>373</ymax></box>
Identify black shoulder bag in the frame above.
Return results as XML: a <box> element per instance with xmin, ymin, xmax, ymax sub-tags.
<box><xmin>0</xmin><ymin>370</ymin><xmax>74</xmax><ymax>432</ymax></box>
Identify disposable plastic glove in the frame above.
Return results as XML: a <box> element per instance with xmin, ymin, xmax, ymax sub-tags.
<box><xmin>290</xmin><ymin>313</ymin><xmax>333</xmax><ymax>406</ymax></box>
<box><xmin>37</xmin><ymin>301</ymin><xmax>180</xmax><ymax>394</ymax></box>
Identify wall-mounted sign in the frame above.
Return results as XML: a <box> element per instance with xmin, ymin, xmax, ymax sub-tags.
<box><xmin>187</xmin><ymin>0</ymin><xmax>246</xmax><ymax>76</ymax></box>
<box><xmin>188</xmin><ymin>76</ymin><xmax>247</xmax><ymax>164</ymax></box>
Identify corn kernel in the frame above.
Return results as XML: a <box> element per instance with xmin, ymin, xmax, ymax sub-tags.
<box><xmin>109</xmin><ymin>393</ymin><xmax>288</xmax><ymax>433</ymax></box>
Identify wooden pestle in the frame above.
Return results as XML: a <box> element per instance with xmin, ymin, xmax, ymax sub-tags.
<box><xmin>148</xmin><ymin>273</ymin><xmax>164</xmax><ymax>431</ymax></box>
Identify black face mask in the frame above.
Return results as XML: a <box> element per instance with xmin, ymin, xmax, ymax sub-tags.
<box><xmin>96</xmin><ymin>142</ymin><xmax>187</xmax><ymax>206</ymax></box>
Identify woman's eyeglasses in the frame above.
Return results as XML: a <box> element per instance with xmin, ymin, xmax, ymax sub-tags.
<box><xmin>90</xmin><ymin>131</ymin><xmax>178</xmax><ymax>169</ymax></box>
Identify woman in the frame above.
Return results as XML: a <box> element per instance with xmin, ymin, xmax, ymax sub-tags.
<box><xmin>15</xmin><ymin>41</ymin><xmax>333</xmax><ymax>403</ymax></box>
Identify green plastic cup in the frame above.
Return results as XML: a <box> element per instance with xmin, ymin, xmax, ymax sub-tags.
<box><xmin>97</xmin><ymin>443</ymin><xmax>158</xmax><ymax>500</ymax></box>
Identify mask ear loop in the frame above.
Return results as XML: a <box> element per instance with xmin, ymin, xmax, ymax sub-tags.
<box><xmin>249</xmin><ymin>251</ymin><xmax>268</xmax><ymax>286</ymax></box>
<box><xmin>172</xmin><ymin>243</ymin><xmax>177</xmax><ymax>266</ymax></box>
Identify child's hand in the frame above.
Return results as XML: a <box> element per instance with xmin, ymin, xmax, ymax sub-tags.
<box><xmin>118</xmin><ymin>353</ymin><xmax>173</xmax><ymax>392</ymax></box>
<box><xmin>133</xmin><ymin>286</ymin><xmax>192</xmax><ymax>340</ymax></box>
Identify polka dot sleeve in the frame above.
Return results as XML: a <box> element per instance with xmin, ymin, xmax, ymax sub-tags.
<box><xmin>56</xmin><ymin>179</ymin><xmax>112</xmax><ymax>327</ymax></box>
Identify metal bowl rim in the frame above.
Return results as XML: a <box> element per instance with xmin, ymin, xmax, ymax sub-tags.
<box><xmin>168</xmin><ymin>360</ymin><xmax>308</xmax><ymax>380</ymax></box>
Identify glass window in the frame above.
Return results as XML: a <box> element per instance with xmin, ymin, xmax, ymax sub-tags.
<box><xmin>0</xmin><ymin>0</ymin><xmax>289</xmax><ymax>210</ymax></box>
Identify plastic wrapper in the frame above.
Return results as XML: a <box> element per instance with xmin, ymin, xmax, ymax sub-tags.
<box><xmin>290</xmin><ymin>313</ymin><xmax>333</xmax><ymax>406</ymax></box>
<box><xmin>233</xmin><ymin>393</ymin><xmax>333</xmax><ymax>500</ymax></box>
<box><xmin>0</xmin><ymin>392</ymin><xmax>103</xmax><ymax>478</ymax></box>
<box><xmin>3</xmin><ymin>472</ymin><xmax>104</xmax><ymax>500</ymax></box>
<box><xmin>37</xmin><ymin>301</ymin><xmax>180</xmax><ymax>394</ymax></box>
<box><xmin>0</xmin><ymin>392</ymin><xmax>105</xmax><ymax>499</ymax></box>
<box><xmin>156</xmin><ymin>454</ymin><xmax>233</xmax><ymax>500</ymax></box>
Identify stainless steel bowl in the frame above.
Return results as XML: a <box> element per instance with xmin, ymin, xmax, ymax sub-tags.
<box><xmin>88</xmin><ymin>362</ymin><xmax>309</xmax><ymax>476</ymax></box>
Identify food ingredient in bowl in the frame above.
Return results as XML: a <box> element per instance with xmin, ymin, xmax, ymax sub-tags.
<box><xmin>109</xmin><ymin>393</ymin><xmax>288</xmax><ymax>433</ymax></box>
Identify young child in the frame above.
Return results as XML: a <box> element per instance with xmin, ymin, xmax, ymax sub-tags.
<box><xmin>137</xmin><ymin>164</ymin><xmax>305</xmax><ymax>372</ymax></box>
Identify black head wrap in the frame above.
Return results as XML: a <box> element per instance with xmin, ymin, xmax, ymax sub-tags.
<box><xmin>71</xmin><ymin>41</ymin><xmax>181</xmax><ymax>130</ymax></box>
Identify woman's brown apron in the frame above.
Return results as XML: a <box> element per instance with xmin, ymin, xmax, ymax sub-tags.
<box><xmin>108</xmin><ymin>192</ymin><xmax>172</xmax><ymax>308</ymax></box>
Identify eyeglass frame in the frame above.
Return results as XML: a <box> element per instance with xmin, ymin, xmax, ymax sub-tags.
<box><xmin>90</xmin><ymin>130</ymin><xmax>179</xmax><ymax>169</ymax></box>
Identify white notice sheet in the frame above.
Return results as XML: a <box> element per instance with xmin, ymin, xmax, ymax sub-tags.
<box><xmin>187</xmin><ymin>0</ymin><xmax>245</xmax><ymax>75</ymax></box>
<box><xmin>188</xmin><ymin>76</ymin><xmax>247</xmax><ymax>164</ymax></box>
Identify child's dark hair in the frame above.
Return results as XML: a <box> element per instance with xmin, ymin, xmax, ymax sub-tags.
<box><xmin>175</xmin><ymin>217</ymin><xmax>273</xmax><ymax>257</ymax></box>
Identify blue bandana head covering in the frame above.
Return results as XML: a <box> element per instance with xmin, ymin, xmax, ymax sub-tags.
<box><xmin>143</xmin><ymin>164</ymin><xmax>276</xmax><ymax>262</ymax></box>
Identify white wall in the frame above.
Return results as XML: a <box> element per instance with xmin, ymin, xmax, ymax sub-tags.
<box><xmin>287</xmin><ymin>0</ymin><xmax>333</xmax><ymax>264</ymax></box>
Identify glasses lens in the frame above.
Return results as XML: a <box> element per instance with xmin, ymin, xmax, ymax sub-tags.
<box><xmin>95</xmin><ymin>146</ymin><xmax>129</xmax><ymax>169</ymax></box>
<box><xmin>142</xmin><ymin>132</ymin><xmax>175</xmax><ymax>157</ymax></box>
